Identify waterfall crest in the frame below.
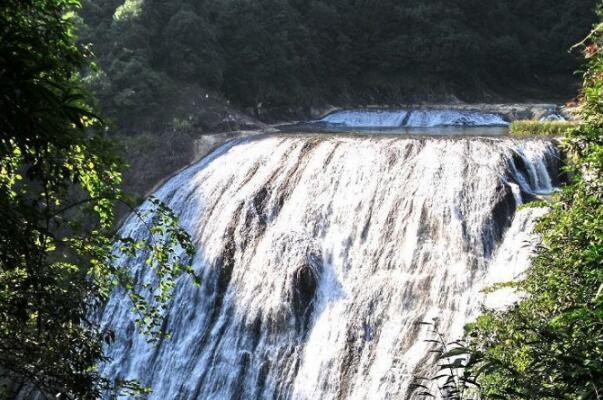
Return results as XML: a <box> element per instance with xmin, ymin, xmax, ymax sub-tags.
<box><xmin>101</xmin><ymin>135</ymin><xmax>559</xmax><ymax>399</ymax></box>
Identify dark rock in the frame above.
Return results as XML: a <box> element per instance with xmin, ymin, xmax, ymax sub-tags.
<box><xmin>291</xmin><ymin>262</ymin><xmax>319</xmax><ymax>333</ymax></box>
<box><xmin>486</xmin><ymin>182</ymin><xmax>517</xmax><ymax>255</ymax></box>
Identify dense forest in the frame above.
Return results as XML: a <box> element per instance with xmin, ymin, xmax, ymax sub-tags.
<box><xmin>79</xmin><ymin>0</ymin><xmax>596</xmax><ymax>121</ymax></box>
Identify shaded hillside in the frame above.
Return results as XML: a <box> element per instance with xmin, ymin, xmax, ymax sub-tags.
<box><xmin>79</xmin><ymin>0</ymin><xmax>596</xmax><ymax>122</ymax></box>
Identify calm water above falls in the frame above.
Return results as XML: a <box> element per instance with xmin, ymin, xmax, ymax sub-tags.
<box><xmin>101</xmin><ymin>133</ymin><xmax>559</xmax><ymax>399</ymax></box>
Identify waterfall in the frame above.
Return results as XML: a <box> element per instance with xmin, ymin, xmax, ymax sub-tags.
<box><xmin>539</xmin><ymin>112</ymin><xmax>567</xmax><ymax>122</ymax></box>
<box><xmin>319</xmin><ymin>109</ymin><xmax>508</xmax><ymax>128</ymax></box>
<box><xmin>320</xmin><ymin>110</ymin><xmax>410</xmax><ymax>127</ymax></box>
<box><xmin>100</xmin><ymin>134</ymin><xmax>559</xmax><ymax>399</ymax></box>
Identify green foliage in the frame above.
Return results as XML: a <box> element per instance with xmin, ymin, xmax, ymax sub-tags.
<box><xmin>413</xmin><ymin>321</ymin><xmax>480</xmax><ymax>400</ymax></box>
<box><xmin>78</xmin><ymin>0</ymin><xmax>597</xmax><ymax>120</ymax></box>
<box><xmin>510</xmin><ymin>121</ymin><xmax>577</xmax><ymax>137</ymax></box>
<box><xmin>0</xmin><ymin>1</ymin><xmax>197</xmax><ymax>398</ymax></box>
<box><xmin>461</xmin><ymin>16</ymin><xmax>603</xmax><ymax>400</ymax></box>
<box><xmin>160</xmin><ymin>8</ymin><xmax>223</xmax><ymax>86</ymax></box>
<box><xmin>108</xmin><ymin>55</ymin><xmax>167</xmax><ymax>112</ymax></box>
<box><xmin>113</xmin><ymin>0</ymin><xmax>143</xmax><ymax>21</ymax></box>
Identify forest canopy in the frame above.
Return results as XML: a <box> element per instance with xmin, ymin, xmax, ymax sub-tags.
<box><xmin>80</xmin><ymin>0</ymin><xmax>597</xmax><ymax>119</ymax></box>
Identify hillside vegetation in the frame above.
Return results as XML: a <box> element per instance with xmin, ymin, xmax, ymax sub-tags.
<box><xmin>79</xmin><ymin>0</ymin><xmax>596</xmax><ymax>122</ymax></box>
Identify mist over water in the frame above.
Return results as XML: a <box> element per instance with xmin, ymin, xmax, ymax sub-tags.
<box><xmin>100</xmin><ymin>132</ymin><xmax>559</xmax><ymax>399</ymax></box>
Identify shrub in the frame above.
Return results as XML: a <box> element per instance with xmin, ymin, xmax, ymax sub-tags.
<box><xmin>510</xmin><ymin>120</ymin><xmax>576</xmax><ymax>137</ymax></box>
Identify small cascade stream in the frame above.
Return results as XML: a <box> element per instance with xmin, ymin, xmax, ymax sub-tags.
<box><xmin>100</xmin><ymin>134</ymin><xmax>559</xmax><ymax>400</ymax></box>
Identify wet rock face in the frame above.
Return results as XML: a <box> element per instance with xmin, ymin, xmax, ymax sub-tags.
<box><xmin>490</xmin><ymin>183</ymin><xmax>517</xmax><ymax>245</ymax></box>
<box><xmin>512</xmin><ymin>152</ymin><xmax>530</xmax><ymax>177</ymax></box>
<box><xmin>291</xmin><ymin>264</ymin><xmax>319</xmax><ymax>333</ymax></box>
<box><xmin>253</xmin><ymin>187</ymin><xmax>270</xmax><ymax>225</ymax></box>
<box><xmin>510</xmin><ymin>153</ymin><xmax>538</xmax><ymax>203</ymax></box>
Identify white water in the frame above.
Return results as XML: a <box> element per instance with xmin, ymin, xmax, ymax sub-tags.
<box><xmin>100</xmin><ymin>134</ymin><xmax>558</xmax><ymax>399</ymax></box>
<box><xmin>320</xmin><ymin>110</ymin><xmax>410</xmax><ymax>127</ymax></box>
<box><xmin>540</xmin><ymin>111</ymin><xmax>567</xmax><ymax>122</ymax></box>
<box><xmin>319</xmin><ymin>109</ymin><xmax>508</xmax><ymax>128</ymax></box>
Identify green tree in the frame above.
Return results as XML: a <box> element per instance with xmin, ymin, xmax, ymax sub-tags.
<box><xmin>159</xmin><ymin>7</ymin><xmax>223</xmax><ymax>86</ymax></box>
<box><xmin>217</xmin><ymin>0</ymin><xmax>314</xmax><ymax>109</ymax></box>
<box><xmin>0</xmin><ymin>1</ymin><xmax>196</xmax><ymax>398</ymax></box>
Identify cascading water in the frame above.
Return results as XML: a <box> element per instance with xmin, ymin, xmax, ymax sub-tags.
<box><xmin>100</xmin><ymin>134</ymin><xmax>559</xmax><ymax>399</ymax></box>
<box><xmin>319</xmin><ymin>110</ymin><xmax>411</xmax><ymax>127</ymax></box>
<box><xmin>540</xmin><ymin>112</ymin><xmax>567</xmax><ymax>122</ymax></box>
<box><xmin>318</xmin><ymin>109</ymin><xmax>508</xmax><ymax>128</ymax></box>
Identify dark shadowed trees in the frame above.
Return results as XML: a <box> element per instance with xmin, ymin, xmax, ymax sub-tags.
<box><xmin>80</xmin><ymin>0</ymin><xmax>597</xmax><ymax>117</ymax></box>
